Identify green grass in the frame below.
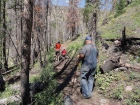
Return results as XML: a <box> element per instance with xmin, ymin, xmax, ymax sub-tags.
<box><xmin>34</xmin><ymin>48</ymin><xmax>62</xmax><ymax>105</ymax></box>
<box><xmin>99</xmin><ymin>1</ymin><xmax>140</xmax><ymax>39</ymax></box>
<box><xmin>0</xmin><ymin>84</ymin><xmax>18</xmax><ymax>99</ymax></box>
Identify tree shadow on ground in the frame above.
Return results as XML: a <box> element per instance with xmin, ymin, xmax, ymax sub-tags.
<box><xmin>54</xmin><ymin>65</ymin><xmax>78</xmax><ymax>96</ymax></box>
<box><xmin>53</xmin><ymin>58</ymin><xmax>73</xmax><ymax>79</ymax></box>
<box><xmin>53</xmin><ymin>49</ymin><xmax>78</xmax><ymax>96</ymax></box>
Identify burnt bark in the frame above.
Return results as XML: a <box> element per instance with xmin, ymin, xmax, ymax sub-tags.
<box><xmin>2</xmin><ymin>0</ymin><xmax>8</xmax><ymax>70</ymax></box>
<box><xmin>20</xmin><ymin>0</ymin><xmax>33</xmax><ymax>104</ymax></box>
<box><xmin>127</xmin><ymin>0</ymin><xmax>132</xmax><ymax>5</ymax></box>
<box><xmin>99</xmin><ymin>57</ymin><xmax>121</xmax><ymax>73</ymax></box>
<box><xmin>121</xmin><ymin>26</ymin><xmax>127</xmax><ymax>48</ymax></box>
<box><xmin>0</xmin><ymin>73</ymin><xmax>5</xmax><ymax>92</ymax></box>
<box><xmin>91</xmin><ymin>13</ymin><xmax>97</xmax><ymax>45</ymax></box>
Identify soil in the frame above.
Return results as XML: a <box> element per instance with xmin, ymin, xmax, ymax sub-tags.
<box><xmin>53</xmin><ymin>42</ymin><xmax>140</xmax><ymax>105</ymax></box>
<box><xmin>54</xmin><ymin>55</ymin><xmax>123</xmax><ymax>105</ymax></box>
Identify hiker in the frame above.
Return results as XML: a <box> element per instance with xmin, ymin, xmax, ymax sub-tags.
<box><xmin>76</xmin><ymin>36</ymin><xmax>98</xmax><ymax>99</ymax></box>
<box><xmin>61</xmin><ymin>47</ymin><xmax>67</xmax><ymax>60</ymax></box>
<box><xmin>55</xmin><ymin>41</ymin><xmax>61</xmax><ymax>61</ymax></box>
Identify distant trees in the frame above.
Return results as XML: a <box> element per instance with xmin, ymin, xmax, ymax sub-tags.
<box><xmin>114</xmin><ymin>0</ymin><xmax>126</xmax><ymax>17</ymax></box>
<box><xmin>0</xmin><ymin>0</ymin><xmax>85</xmax><ymax>103</ymax></box>
<box><xmin>66</xmin><ymin>0</ymin><xmax>80</xmax><ymax>39</ymax></box>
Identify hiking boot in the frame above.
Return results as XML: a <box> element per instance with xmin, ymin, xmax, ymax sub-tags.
<box><xmin>80</xmin><ymin>88</ymin><xmax>91</xmax><ymax>99</ymax></box>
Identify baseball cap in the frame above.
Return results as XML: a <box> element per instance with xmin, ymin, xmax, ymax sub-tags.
<box><xmin>85</xmin><ymin>36</ymin><xmax>92</xmax><ymax>41</ymax></box>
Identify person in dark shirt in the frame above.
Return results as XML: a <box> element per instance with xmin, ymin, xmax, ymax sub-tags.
<box><xmin>76</xmin><ymin>36</ymin><xmax>98</xmax><ymax>99</ymax></box>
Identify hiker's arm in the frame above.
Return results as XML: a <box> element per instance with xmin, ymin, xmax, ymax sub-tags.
<box><xmin>76</xmin><ymin>54</ymin><xmax>84</xmax><ymax>65</ymax></box>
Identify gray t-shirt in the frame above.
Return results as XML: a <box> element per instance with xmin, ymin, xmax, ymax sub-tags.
<box><xmin>79</xmin><ymin>43</ymin><xmax>98</xmax><ymax>68</ymax></box>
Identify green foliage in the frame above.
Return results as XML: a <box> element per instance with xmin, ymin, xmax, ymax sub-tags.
<box><xmin>35</xmin><ymin>49</ymin><xmax>61</xmax><ymax>104</ymax></box>
<box><xmin>110</xmin><ymin>84</ymin><xmax>124</xmax><ymax>100</ymax></box>
<box><xmin>129</xmin><ymin>0</ymin><xmax>140</xmax><ymax>7</ymax></box>
<box><xmin>35</xmin><ymin>79</ymin><xmax>62</xmax><ymax>105</ymax></box>
<box><xmin>123</xmin><ymin>87</ymin><xmax>140</xmax><ymax>105</ymax></box>
<box><xmin>114</xmin><ymin>0</ymin><xmax>126</xmax><ymax>17</ymax></box>
<box><xmin>83</xmin><ymin>3</ymin><xmax>94</xmax><ymax>23</ymax></box>
<box><xmin>129</xmin><ymin>72</ymin><xmax>140</xmax><ymax>80</ymax></box>
<box><xmin>0</xmin><ymin>84</ymin><xmax>17</xmax><ymax>99</ymax></box>
<box><xmin>67</xmin><ymin>40</ymin><xmax>83</xmax><ymax>52</ymax></box>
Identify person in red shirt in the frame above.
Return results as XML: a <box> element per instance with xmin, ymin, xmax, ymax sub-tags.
<box><xmin>55</xmin><ymin>41</ymin><xmax>61</xmax><ymax>61</ymax></box>
<box><xmin>61</xmin><ymin>48</ymin><xmax>67</xmax><ymax>60</ymax></box>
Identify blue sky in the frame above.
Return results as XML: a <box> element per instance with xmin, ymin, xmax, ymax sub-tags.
<box><xmin>51</xmin><ymin>0</ymin><xmax>112</xmax><ymax>10</ymax></box>
<box><xmin>52</xmin><ymin>0</ymin><xmax>86</xmax><ymax>8</ymax></box>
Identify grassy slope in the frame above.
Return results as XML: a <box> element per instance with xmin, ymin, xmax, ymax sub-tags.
<box><xmin>99</xmin><ymin>3</ymin><xmax>140</xmax><ymax>39</ymax></box>
<box><xmin>95</xmin><ymin>1</ymin><xmax>140</xmax><ymax>105</ymax></box>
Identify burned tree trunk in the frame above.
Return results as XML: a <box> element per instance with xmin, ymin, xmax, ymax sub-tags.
<box><xmin>99</xmin><ymin>57</ymin><xmax>121</xmax><ymax>73</ymax></box>
<box><xmin>20</xmin><ymin>0</ymin><xmax>33</xmax><ymax>104</ymax></box>
<box><xmin>91</xmin><ymin>13</ymin><xmax>97</xmax><ymax>45</ymax></box>
<box><xmin>121</xmin><ymin>26</ymin><xmax>127</xmax><ymax>48</ymax></box>
<box><xmin>0</xmin><ymin>73</ymin><xmax>5</xmax><ymax>92</ymax></box>
<box><xmin>127</xmin><ymin>0</ymin><xmax>132</xmax><ymax>5</ymax></box>
<box><xmin>2</xmin><ymin>0</ymin><xmax>8</xmax><ymax>70</ymax></box>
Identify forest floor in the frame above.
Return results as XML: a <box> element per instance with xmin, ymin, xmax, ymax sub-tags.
<box><xmin>53</xmin><ymin>40</ymin><xmax>140</xmax><ymax>105</ymax></box>
<box><xmin>54</xmin><ymin>52</ymin><xmax>122</xmax><ymax>105</ymax></box>
<box><xmin>1</xmin><ymin>40</ymin><xmax>140</xmax><ymax>105</ymax></box>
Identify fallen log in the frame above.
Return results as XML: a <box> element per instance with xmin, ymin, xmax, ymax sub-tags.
<box><xmin>105</xmin><ymin>38</ymin><xmax>140</xmax><ymax>42</ymax></box>
<box><xmin>100</xmin><ymin>59</ymin><xmax>140</xmax><ymax>74</ymax></box>
<box><xmin>4</xmin><ymin>73</ymin><xmax>20</xmax><ymax>84</ymax></box>
<box><xmin>99</xmin><ymin>57</ymin><xmax>121</xmax><ymax>74</ymax></box>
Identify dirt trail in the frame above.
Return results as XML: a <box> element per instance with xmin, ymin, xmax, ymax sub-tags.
<box><xmin>54</xmin><ymin>49</ymin><xmax>122</xmax><ymax>105</ymax></box>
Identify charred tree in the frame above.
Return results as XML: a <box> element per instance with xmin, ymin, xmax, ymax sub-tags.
<box><xmin>127</xmin><ymin>0</ymin><xmax>132</xmax><ymax>5</ymax></box>
<box><xmin>2</xmin><ymin>0</ymin><xmax>8</xmax><ymax>70</ymax></box>
<box><xmin>20</xmin><ymin>0</ymin><xmax>33</xmax><ymax>104</ymax></box>
<box><xmin>121</xmin><ymin>26</ymin><xmax>127</xmax><ymax>48</ymax></box>
<box><xmin>85</xmin><ymin>0</ymin><xmax>100</xmax><ymax>45</ymax></box>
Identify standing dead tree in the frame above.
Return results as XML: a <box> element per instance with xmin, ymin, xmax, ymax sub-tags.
<box><xmin>2</xmin><ymin>0</ymin><xmax>8</xmax><ymax>71</ymax></box>
<box><xmin>84</xmin><ymin>0</ymin><xmax>100</xmax><ymax>45</ymax></box>
<box><xmin>20</xmin><ymin>0</ymin><xmax>33</xmax><ymax>104</ymax></box>
<box><xmin>127</xmin><ymin>0</ymin><xmax>132</xmax><ymax>5</ymax></box>
<box><xmin>66</xmin><ymin>0</ymin><xmax>80</xmax><ymax>39</ymax></box>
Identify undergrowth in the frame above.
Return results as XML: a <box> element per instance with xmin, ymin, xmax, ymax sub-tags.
<box><xmin>34</xmin><ymin>48</ymin><xmax>62</xmax><ymax>105</ymax></box>
<box><xmin>95</xmin><ymin>70</ymin><xmax>140</xmax><ymax>104</ymax></box>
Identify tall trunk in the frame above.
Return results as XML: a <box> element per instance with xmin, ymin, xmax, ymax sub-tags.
<box><xmin>20</xmin><ymin>0</ymin><xmax>23</xmax><ymax>61</ymax></box>
<box><xmin>37</xmin><ymin>34</ymin><xmax>43</xmax><ymax>68</ymax></box>
<box><xmin>15</xmin><ymin>0</ymin><xmax>19</xmax><ymax>64</ymax></box>
<box><xmin>0</xmin><ymin>0</ymin><xmax>2</xmax><ymax>64</ymax></box>
<box><xmin>91</xmin><ymin>13</ymin><xmax>97</xmax><ymax>45</ymax></box>
<box><xmin>86</xmin><ymin>0</ymin><xmax>99</xmax><ymax>45</ymax></box>
<box><xmin>20</xmin><ymin>0</ymin><xmax>33</xmax><ymax>104</ymax></box>
<box><xmin>0</xmin><ymin>0</ymin><xmax>1</xmax><ymax>24</ymax></box>
<box><xmin>2</xmin><ymin>0</ymin><xmax>8</xmax><ymax>70</ymax></box>
<box><xmin>43</xmin><ymin>0</ymin><xmax>49</xmax><ymax>67</ymax></box>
